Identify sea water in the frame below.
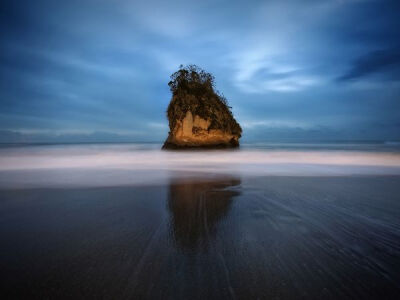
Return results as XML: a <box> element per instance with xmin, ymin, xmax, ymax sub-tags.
<box><xmin>1</xmin><ymin>142</ymin><xmax>400</xmax><ymax>299</ymax></box>
<box><xmin>0</xmin><ymin>141</ymin><xmax>399</xmax><ymax>188</ymax></box>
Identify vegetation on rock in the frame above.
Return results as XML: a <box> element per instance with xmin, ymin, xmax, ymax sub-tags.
<box><xmin>166</xmin><ymin>65</ymin><xmax>242</xmax><ymax>137</ymax></box>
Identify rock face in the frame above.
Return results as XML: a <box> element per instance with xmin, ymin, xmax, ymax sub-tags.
<box><xmin>163</xmin><ymin>65</ymin><xmax>242</xmax><ymax>149</ymax></box>
<box><xmin>163</xmin><ymin>111</ymin><xmax>240</xmax><ymax>148</ymax></box>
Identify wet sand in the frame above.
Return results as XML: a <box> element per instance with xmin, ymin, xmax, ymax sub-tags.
<box><xmin>1</xmin><ymin>175</ymin><xmax>400</xmax><ymax>299</ymax></box>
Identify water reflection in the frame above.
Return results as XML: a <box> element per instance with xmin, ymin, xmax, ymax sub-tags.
<box><xmin>167</xmin><ymin>177</ymin><xmax>241</xmax><ymax>252</ymax></box>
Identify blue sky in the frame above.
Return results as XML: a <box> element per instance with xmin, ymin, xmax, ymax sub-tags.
<box><xmin>1</xmin><ymin>0</ymin><xmax>399</xmax><ymax>142</ymax></box>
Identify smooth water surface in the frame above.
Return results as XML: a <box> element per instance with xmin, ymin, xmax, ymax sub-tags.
<box><xmin>1</xmin><ymin>143</ymin><xmax>400</xmax><ymax>299</ymax></box>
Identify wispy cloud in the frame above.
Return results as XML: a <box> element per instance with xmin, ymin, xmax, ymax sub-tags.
<box><xmin>232</xmin><ymin>54</ymin><xmax>321</xmax><ymax>93</ymax></box>
<box><xmin>241</xmin><ymin>119</ymin><xmax>313</xmax><ymax>129</ymax></box>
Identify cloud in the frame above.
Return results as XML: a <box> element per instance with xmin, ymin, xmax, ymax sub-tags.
<box><xmin>234</xmin><ymin>65</ymin><xmax>320</xmax><ymax>93</ymax></box>
<box><xmin>241</xmin><ymin>119</ymin><xmax>313</xmax><ymax>129</ymax></box>
<box><xmin>337</xmin><ymin>48</ymin><xmax>400</xmax><ymax>82</ymax></box>
<box><xmin>231</xmin><ymin>49</ymin><xmax>321</xmax><ymax>93</ymax></box>
<box><xmin>1</xmin><ymin>0</ymin><xmax>400</xmax><ymax>141</ymax></box>
<box><xmin>0</xmin><ymin>129</ymin><xmax>164</xmax><ymax>143</ymax></box>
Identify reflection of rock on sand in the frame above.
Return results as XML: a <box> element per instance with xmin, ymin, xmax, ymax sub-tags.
<box><xmin>167</xmin><ymin>177</ymin><xmax>241</xmax><ymax>251</ymax></box>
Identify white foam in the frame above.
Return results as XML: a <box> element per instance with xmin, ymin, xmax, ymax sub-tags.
<box><xmin>0</xmin><ymin>144</ymin><xmax>399</xmax><ymax>188</ymax></box>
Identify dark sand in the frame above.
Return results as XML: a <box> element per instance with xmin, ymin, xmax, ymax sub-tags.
<box><xmin>1</xmin><ymin>176</ymin><xmax>400</xmax><ymax>299</ymax></box>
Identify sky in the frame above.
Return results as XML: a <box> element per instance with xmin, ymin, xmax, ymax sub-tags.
<box><xmin>0</xmin><ymin>0</ymin><xmax>399</xmax><ymax>143</ymax></box>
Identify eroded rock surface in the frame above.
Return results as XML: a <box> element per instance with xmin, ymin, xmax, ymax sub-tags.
<box><xmin>163</xmin><ymin>65</ymin><xmax>242</xmax><ymax>149</ymax></box>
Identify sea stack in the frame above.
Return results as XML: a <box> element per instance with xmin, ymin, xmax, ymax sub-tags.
<box><xmin>162</xmin><ymin>65</ymin><xmax>242</xmax><ymax>149</ymax></box>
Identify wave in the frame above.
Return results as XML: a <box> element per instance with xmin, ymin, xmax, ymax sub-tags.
<box><xmin>0</xmin><ymin>144</ymin><xmax>399</xmax><ymax>188</ymax></box>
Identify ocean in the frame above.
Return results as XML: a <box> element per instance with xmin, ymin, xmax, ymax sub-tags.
<box><xmin>1</xmin><ymin>142</ymin><xmax>400</xmax><ymax>299</ymax></box>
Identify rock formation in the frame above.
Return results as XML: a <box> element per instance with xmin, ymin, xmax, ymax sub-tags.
<box><xmin>162</xmin><ymin>65</ymin><xmax>242</xmax><ymax>149</ymax></box>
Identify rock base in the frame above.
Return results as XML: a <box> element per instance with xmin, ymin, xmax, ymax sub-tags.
<box><xmin>162</xmin><ymin>139</ymin><xmax>239</xmax><ymax>150</ymax></box>
<box><xmin>162</xmin><ymin>111</ymin><xmax>240</xmax><ymax>150</ymax></box>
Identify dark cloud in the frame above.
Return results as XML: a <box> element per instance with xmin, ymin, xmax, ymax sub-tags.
<box><xmin>338</xmin><ymin>48</ymin><xmax>400</xmax><ymax>82</ymax></box>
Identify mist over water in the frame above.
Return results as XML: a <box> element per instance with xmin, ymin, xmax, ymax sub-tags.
<box><xmin>0</xmin><ymin>142</ymin><xmax>400</xmax><ymax>189</ymax></box>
